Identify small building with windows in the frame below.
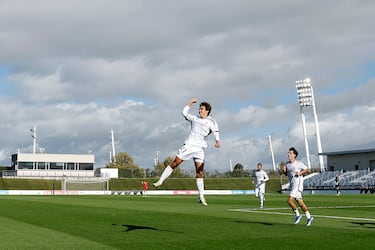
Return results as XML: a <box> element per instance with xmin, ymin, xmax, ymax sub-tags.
<box><xmin>320</xmin><ymin>148</ymin><xmax>375</xmax><ymax>172</ymax></box>
<box><xmin>10</xmin><ymin>152</ymin><xmax>95</xmax><ymax>178</ymax></box>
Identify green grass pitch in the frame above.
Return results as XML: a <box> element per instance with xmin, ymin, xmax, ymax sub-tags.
<box><xmin>0</xmin><ymin>194</ymin><xmax>374</xmax><ymax>249</ymax></box>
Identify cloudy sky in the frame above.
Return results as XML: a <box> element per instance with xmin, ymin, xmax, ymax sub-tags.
<box><xmin>0</xmin><ymin>0</ymin><xmax>374</xmax><ymax>173</ymax></box>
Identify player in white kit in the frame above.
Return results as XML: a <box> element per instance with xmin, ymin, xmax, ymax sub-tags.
<box><xmin>254</xmin><ymin>163</ymin><xmax>269</xmax><ymax>208</ymax></box>
<box><xmin>153</xmin><ymin>98</ymin><xmax>220</xmax><ymax>206</ymax></box>
<box><xmin>282</xmin><ymin>147</ymin><xmax>314</xmax><ymax>226</ymax></box>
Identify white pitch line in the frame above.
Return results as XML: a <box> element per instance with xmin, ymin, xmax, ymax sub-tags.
<box><xmin>230</xmin><ymin>205</ymin><xmax>375</xmax><ymax>222</ymax></box>
<box><xmin>309</xmin><ymin>205</ymin><xmax>375</xmax><ymax>209</ymax></box>
<box><xmin>230</xmin><ymin>205</ymin><xmax>375</xmax><ymax>211</ymax></box>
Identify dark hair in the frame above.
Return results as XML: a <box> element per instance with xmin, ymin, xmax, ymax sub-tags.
<box><xmin>257</xmin><ymin>162</ymin><xmax>262</xmax><ymax>167</ymax></box>
<box><xmin>200</xmin><ymin>102</ymin><xmax>212</xmax><ymax>115</ymax></box>
<box><xmin>289</xmin><ymin>147</ymin><xmax>298</xmax><ymax>157</ymax></box>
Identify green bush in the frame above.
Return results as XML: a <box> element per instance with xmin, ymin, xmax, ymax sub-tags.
<box><xmin>0</xmin><ymin>177</ymin><xmax>285</xmax><ymax>193</ymax></box>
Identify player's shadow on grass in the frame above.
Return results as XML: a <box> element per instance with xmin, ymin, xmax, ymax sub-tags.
<box><xmin>232</xmin><ymin>220</ymin><xmax>274</xmax><ymax>226</ymax></box>
<box><xmin>350</xmin><ymin>222</ymin><xmax>375</xmax><ymax>229</ymax></box>
<box><xmin>112</xmin><ymin>224</ymin><xmax>183</xmax><ymax>233</ymax></box>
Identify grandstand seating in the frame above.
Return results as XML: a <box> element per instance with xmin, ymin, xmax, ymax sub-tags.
<box><xmin>303</xmin><ymin>170</ymin><xmax>374</xmax><ymax>190</ymax></box>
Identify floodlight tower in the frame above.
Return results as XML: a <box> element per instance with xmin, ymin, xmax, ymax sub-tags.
<box><xmin>110</xmin><ymin>130</ymin><xmax>116</xmax><ymax>164</ymax></box>
<box><xmin>267</xmin><ymin>135</ymin><xmax>277</xmax><ymax>171</ymax></box>
<box><xmin>30</xmin><ymin>125</ymin><xmax>37</xmax><ymax>154</ymax></box>
<box><xmin>109</xmin><ymin>151</ymin><xmax>112</xmax><ymax>163</ymax></box>
<box><xmin>155</xmin><ymin>150</ymin><xmax>160</xmax><ymax>166</ymax></box>
<box><xmin>295</xmin><ymin>78</ymin><xmax>325</xmax><ymax>172</ymax></box>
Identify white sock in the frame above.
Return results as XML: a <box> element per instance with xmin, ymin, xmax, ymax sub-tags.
<box><xmin>305</xmin><ymin>211</ymin><xmax>311</xmax><ymax>219</ymax></box>
<box><xmin>158</xmin><ymin>166</ymin><xmax>173</xmax><ymax>184</ymax></box>
<box><xmin>260</xmin><ymin>193</ymin><xmax>264</xmax><ymax>206</ymax></box>
<box><xmin>294</xmin><ymin>209</ymin><xmax>300</xmax><ymax>216</ymax></box>
<box><xmin>196</xmin><ymin>178</ymin><xmax>205</xmax><ymax>199</ymax></box>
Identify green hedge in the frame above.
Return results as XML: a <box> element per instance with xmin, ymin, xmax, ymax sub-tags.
<box><xmin>121</xmin><ymin>177</ymin><xmax>286</xmax><ymax>193</ymax></box>
<box><xmin>0</xmin><ymin>179</ymin><xmax>59</xmax><ymax>190</ymax></box>
<box><xmin>0</xmin><ymin>177</ymin><xmax>287</xmax><ymax>193</ymax></box>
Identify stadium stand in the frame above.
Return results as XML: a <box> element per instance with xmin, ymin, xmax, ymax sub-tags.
<box><xmin>303</xmin><ymin>170</ymin><xmax>375</xmax><ymax>190</ymax></box>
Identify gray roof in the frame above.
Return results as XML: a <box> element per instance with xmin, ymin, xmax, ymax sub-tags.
<box><xmin>319</xmin><ymin>148</ymin><xmax>375</xmax><ymax>156</ymax></box>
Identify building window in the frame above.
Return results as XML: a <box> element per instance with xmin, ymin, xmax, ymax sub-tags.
<box><xmin>65</xmin><ymin>162</ymin><xmax>75</xmax><ymax>170</ymax></box>
<box><xmin>37</xmin><ymin>162</ymin><xmax>46</xmax><ymax>170</ymax></box>
<box><xmin>18</xmin><ymin>162</ymin><xmax>33</xmax><ymax>169</ymax></box>
<box><xmin>50</xmin><ymin>162</ymin><xmax>64</xmax><ymax>170</ymax></box>
<box><xmin>78</xmin><ymin>163</ymin><xmax>94</xmax><ymax>170</ymax></box>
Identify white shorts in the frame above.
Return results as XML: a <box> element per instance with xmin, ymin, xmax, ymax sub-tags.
<box><xmin>290</xmin><ymin>176</ymin><xmax>304</xmax><ymax>200</ymax></box>
<box><xmin>176</xmin><ymin>144</ymin><xmax>205</xmax><ymax>163</ymax></box>
<box><xmin>255</xmin><ymin>184</ymin><xmax>265</xmax><ymax>197</ymax></box>
<box><xmin>290</xmin><ymin>189</ymin><xmax>303</xmax><ymax>200</ymax></box>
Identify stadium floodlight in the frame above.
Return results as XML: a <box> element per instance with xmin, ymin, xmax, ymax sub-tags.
<box><xmin>295</xmin><ymin>78</ymin><xmax>325</xmax><ymax>172</ymax></box>
<box><xmin>267</xmin><ymin>135</ymin><xmax>277</xmax><ymax>172</ymax></box>
<box><xmin>30</xmin><ymin>125</ymin><xmax>37</xmax><ymax>154</ymax></box>
<box><xmin>110</xmin><ymin>130</ymin><xmax>116</xmax><ymax>163</ymax></box>
<box><xmin>154</xmin><ymin>150</ymin><xmax>160</xmax><ymax>166</ymax></box>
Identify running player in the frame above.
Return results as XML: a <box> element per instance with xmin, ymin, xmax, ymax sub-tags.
<box><xmin>254</xmin><ymin>163</ymin><xmax>269</xmax><ymax>208</ymax></box>
<box><xmin>141</xmin><ymin>181</ymin><xmax>148</xmax><ymax>195</ymax></box>
<box><xmin>335</xmin><ymin>172</ymin><xmax>340</xmax><ymax>196</ymax></box>
<box><xmin>153</xmin><ymin>98</ymin><xmax>220</xmax><ymax>206</ymax></box>
<box><xmin>282</xmin><ymin>147</ymin><xmax>314</xmax><ymax>226</ymax></box>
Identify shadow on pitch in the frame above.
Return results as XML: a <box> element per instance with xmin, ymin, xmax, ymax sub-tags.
<box><xmin>232</xmin><ymin>220</ymin><xmax>274</xmax><ymax>226</ymax></box>
<box><xmin>232</xmin><ymin>220</ymin><xmax>298</xmax><ymax>227</ymax></box>
<box><xmin>349</xmin><ymin>222</ymin><xmax>375</xmax><ymax>229</ymax></box>
<box><xmin>112</xmin><ymin>224</ymin><xmax>183</xmax><ymax>233</ymax></box>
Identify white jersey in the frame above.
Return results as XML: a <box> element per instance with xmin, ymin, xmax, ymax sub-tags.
<box><xmin>286</xmin><ymin>160</ymin><xmax>307</xmax><ymax>194</ymax></box>
<box><xmin>182</xmin><ymin>105</ymin><xmax>220</xmax><ymax>148</ymax></box>
<box><xmin>254</xmin><ymin>170</ymin><xmax>269</xmax><ymax>189</ymax></box>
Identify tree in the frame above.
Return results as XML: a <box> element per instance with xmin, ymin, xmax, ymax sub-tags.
<box><xmin>231</xmin><ymin>163</ymin><xmax>246</xmax><ymax>177</ymax></box>
<box><xmin>279</xmin><ymin>161</ymin><xmax>286</xmax><ymax>175</ymax></box>
<box><xmin>153</xmin><ymin>156</ymin><xmax>190</xmax><ymax>178</ymax></box>
<box><xmin>153</xmin><ymin>161</ymin><xmax>165</xmax><ymax>177</ymax></box>
<box><xmin>220</xmin><ymin>163</ymin><xmax>249</xmax><ymax>178</ymax></box>
<box><xmin>106</xmin><ymin>152</ymin><xmax>144</xmax><ymax>178</ymax></box>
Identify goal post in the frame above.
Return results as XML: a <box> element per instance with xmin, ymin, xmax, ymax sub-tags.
<box><xmin>62</xmin><ymin>179</ymin><xmax>109</xmax><ymax>192</ymax></box>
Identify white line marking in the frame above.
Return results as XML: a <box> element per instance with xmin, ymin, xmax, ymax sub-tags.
<box><xmin>310</xmin><ymin>205</ymin><xmax>375</xmax><ymax>209</ymax></box>
<box><xmin>230</xmin><ymin>205</ymin><xmax>375</xmax><ymax>222</ymax></box>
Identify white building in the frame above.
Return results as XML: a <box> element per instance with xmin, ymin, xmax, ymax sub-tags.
<box><xmin>320</xmin><ymin>148</ymin><xmax>375</xmax><ymax>172</ymax></box>
<box><xmin>10</xmin><ymin>152</ymin><xmax>95</xmax><ymax>178</ymax></box>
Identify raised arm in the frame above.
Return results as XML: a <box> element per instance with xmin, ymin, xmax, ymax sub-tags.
<box><xmin>182</xmin><ymin>98</ymin><xmax>197</xmax><ymax>119</ymax></box>
<box><xmin>187</xmin><ymin>98</ymin><xmax>198</xmax><ymax>107</ymax></box>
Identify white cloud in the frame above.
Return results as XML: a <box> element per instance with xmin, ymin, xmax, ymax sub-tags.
<box><xmin>0</xmin><ymin>0</ymin><xmax>374</xmax><ymax>170</ymax></box>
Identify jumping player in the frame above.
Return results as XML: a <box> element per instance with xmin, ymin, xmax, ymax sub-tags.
<box><xmin>153</xmin><ymin>98</ymin><xmax>220</xmax><ymax>206</ymax></box>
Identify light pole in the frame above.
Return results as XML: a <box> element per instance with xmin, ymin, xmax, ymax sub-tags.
<box><xmin>154</xmin><ymin>150</ymin><xmax>160</xmax><ymax>166</ymax></box>
<box><xmin>295</xmin><ymin>78</ymin><xmax>324</xmax><ymax>172</ymax></box>
<box><xmin>110</xmin><ymin>130</ymin><xmax>116</xmax><ymax>163</ymax></box>
<box><xmin>267</xmin><ymin>135</ymin><xmax>277</xmax><ymax>172</ymax></box>
<box><xmin>30</xmin><ymin>125</ymin><xmax>37</xmax><ymax>154</ymax></box>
